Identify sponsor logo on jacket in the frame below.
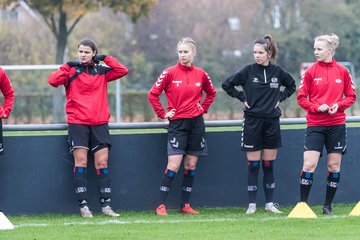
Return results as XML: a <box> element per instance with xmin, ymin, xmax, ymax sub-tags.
<box><xmin>313</xmin><ymin>78</ymin><xmax>322</xmax><ymax>84</ymax></box>
<box><xmin>172</xmin><ymin>80</ymin><xmax>182</xmax><ymax>87</ymax></box>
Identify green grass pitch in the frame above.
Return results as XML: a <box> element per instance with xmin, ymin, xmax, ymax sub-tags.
<box><xmin>1</xmin><ymin>204</ymin><xmax>359</xmax><ymax>240</ymax></box>
<box><xmin>2</xmin><ymin>125</ymin><xmax>360</xmax><ymax>239</ymax></box>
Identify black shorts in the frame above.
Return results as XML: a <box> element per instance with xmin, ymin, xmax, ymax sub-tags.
<box><xmin>304</xmin><ymin>124</ymin><xmax>347</xmax><ymax>155</ymax></box>
<box><xmin>241</xmin><ymin>116</ymin><xmax>281</xmax><ymax>151</ymax></box>
<box><xmin>68</xmin><ymin>124</ymin><xmax>112</xmax><ymax>153</ymax></box>
<box><xmin>167</xmin><ymin>115</ymin><xmax>207</xmax><ymax>157</ymax></box>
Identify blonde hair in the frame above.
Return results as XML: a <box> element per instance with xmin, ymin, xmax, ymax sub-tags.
<box><xmin>314</xmin><ymin>33</ymin><xmax>339</xmax><ymax>53</ymax></box>
<box><xmin>177</xmin><ymin>37</ymin><xmax>196</xmax><ymax>52</ymax></box>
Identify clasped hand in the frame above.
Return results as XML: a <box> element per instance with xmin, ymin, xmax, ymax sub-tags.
<box><xmin>318</xmin><ymin>103</ymin><xmax>338</xmax><ymax>115</ymax></box>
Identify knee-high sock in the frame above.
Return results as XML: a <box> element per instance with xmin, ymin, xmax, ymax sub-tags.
<box><xmin>324</xmin><ymin>171</ymin><xmax>340</xmax><ymax>206</ymax></box>
<box><xmin>300</xmin><ymin>171</ymin><xmax>313</xmax><ymax>203</ymax></box>
<box><xmin>96</xmin><ymin>168</ymin><xmax>112</xmax><ymax>207</ymax></box>
<box><xmin>159</xmin><ymin>169</ymin><xmax>176</xmax><ymax>205</ymax></box>
<box><xmin>180</xmin><ymin>169</ymin><xmax>195</xmax><ymax>207</ymax></box>
<box><xmin>248</xmin><ymin>161</ymin><xmax>260</xmax><ymax>203</ymax></box>
<box><xmin>74</xmin><ymin>167</ymin><xmax>88</xmax><ymax>208</ymax></box>
<box><xmin>262</xmin><ymin>160</ymin><xmax>275</xmax><ymax>203</ymax></box>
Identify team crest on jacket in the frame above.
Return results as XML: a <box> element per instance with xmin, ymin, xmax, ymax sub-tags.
<box><xmin>335</xmin><ymin>79</ymin><xmax>342</xmax><ymax>83</ymax></box>
<box><xmin>270</xmin><ymin>78</ymin><xmax>279</xmax><ymax>88</ymax></box>
<box><xmin>195</xmin><ymin>82</ymin><xmax>201</xmax><ymax>87</ymax></box>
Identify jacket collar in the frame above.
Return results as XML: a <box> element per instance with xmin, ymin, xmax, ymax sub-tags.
<box><xmin>317</xmin><ymin>58</ymin><xmax>336</xmax><ymax>67</ymax></box>
<box><xmin>254</xmin><ymin>62</ymin><xmax>273</xmax><ymax>70</ymax></box>
<box><xmin>177</xmin><ymin>62</ymin><xmax>194</xmax><ymax>70</ymax></box>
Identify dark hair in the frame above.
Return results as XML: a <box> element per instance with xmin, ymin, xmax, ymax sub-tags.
<box><xmin>253</xmin><ymin>35</ymin><xmax>278</xmax><ymax>63</ymax></box>
<box><xmin>78</xmin><ymin>38</ymin><xmax>98</xmax><ymax>54</ymax></box>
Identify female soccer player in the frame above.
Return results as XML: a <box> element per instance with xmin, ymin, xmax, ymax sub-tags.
<box><xmin>0</xmin><ymin>67</ymin><xmax>14</xmax><ymax>155</ymax></box>
<box><xmin>222</xmin><ymin>35</ymin><xmax>296</xmax><ymax>214</ymax></box>
<box><xmin>48</xmin><ymin>38</ymin><xmax>128</xmax><ymax>217</ymax></box>
<box><xmin>148</xmin><ymin>37</ymin><xmax>216</xmax><ymax>215</ymax></box>
<box><xmin>297</xmin><ymin>33</ymin><xmax>356</xmax><ymax>214</ymax></box>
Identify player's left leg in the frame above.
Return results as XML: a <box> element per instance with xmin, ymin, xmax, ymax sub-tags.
<box><xmin>323</xmin><ymin>124</ymin><xmax>346</xmax><ymax>214</ymax></box>
<box><xmin>179</xmin><ymin>116</ymin><xmax>206</xmax><ymax>215</ymax></box>
<box><xmin>323</xmin><ymin>153</ymin><xmax>341</xmax><ymax>214</ymax></box>
<box><xmin>180</xmin><ymin>155</ymin><xmax>199</xmax><ymax>214</ymax></box>
<box><xmin>94</xmin><ymin>146</ymin><xmax>119</xmax><ymax>217</ymax></box>
<box><xmin>262</xmin><ymin>149</ymin><xmax>282</xmax><ymax>213</ymax></box>
<box><xmin>262</xmin><ymin>119</ymin><xmax>282</xmax><ymax>213</ymax></box>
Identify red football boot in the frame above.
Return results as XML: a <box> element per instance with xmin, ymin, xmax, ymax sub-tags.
<box><xmin>155</xmin><ymin>204</ymin><xmax>168</xmax><ymax>216</ymax></box>
<box><xmin>180</xmin><ymin>204</ymin><xmax>199</xmax><ymax>215</ymax></box>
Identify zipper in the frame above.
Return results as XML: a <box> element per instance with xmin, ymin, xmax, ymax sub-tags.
<box><xmin>186</xmin><ymin>68</ymin><xmax>189</xmax><ymax>85</ymax></box>
<box><xmin>264</xmin><ymin>69</ymin><xmax>267</xmax><ymax>83</ymax></box>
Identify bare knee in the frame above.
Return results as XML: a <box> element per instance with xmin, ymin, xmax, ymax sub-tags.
<box><xmin>302</xmin><ymin>151</ymin><xmax>320</xmax><ymax>172</ymax></box>
<box><xmin>73</xmin><ymin>148</ymin><xmax>88</xmax><ymax>167</ymax></box>
<box><xmin>327</xmin><ymin>161</ymin><xmax>341</xmax><ymax>172</ymax></box>
<box><xmin>327</xmin><ymin>153</ymin><xmax>341</xmax><ymax>172</ymax></box>
<box><xmin>94</xmin><ymin>148</ymin><xmax>109</xmax><ymax>169</ymax></box>
<box><xmin>302</xmin><ymin>160</ymin><xmax>317</xmax><ymax>172</ymax></box>
<box><xmin>166</xmin><ymin>155</ymin><xmax>183</xmax><ymax>172</ymax></box>
<box><xmin>184</xmin><ymin>155</ymin><xmax>198</xmax><ymax>170</ymax></box>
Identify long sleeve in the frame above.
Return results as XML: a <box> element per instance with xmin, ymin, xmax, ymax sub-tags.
<box><xmin>279</xmin><ymin>71</ymin><xmax>296</xmax><ymax>102</ymax></box>
<box><xmin>0</xmin><ymin>69</ymin><xmax>15</xmax><ymax>118</ymax></box>
<box><xmin>337</xmin><ymin>71</ymin><xmax>356</xmax><ymax>111</ymax></box>
<box><xmin>201</xmin><ymin>73</ymin><xmax>216</xmax><ymax>113</ymax></box>
<box><xmin>48</xmin><ymin>64</ymin><xmax>72</xmax><ymax>88</ymax></box>
<box><xmin>148</xmin><ymin>71</ymin><xmax>168</xmax><ymax>119</ymax></box>
<box><xmin>297</xmin><ymin>71</ymin><xmax>319</xmax><ymax>113</ymax></box>
<box><xmin>103</xmin><ymin>56</ymin><xmax>129</xmax><ymax>82</ymax></box>
<box><xmin>222</xmin><ymin>70</ymin><xmax>246</xmax><ymax>102</ymax></box>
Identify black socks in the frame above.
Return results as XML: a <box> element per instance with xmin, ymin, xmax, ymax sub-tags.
<box><xmin>74</xmin><ymin>167</ymin><xmax>88</xmax><ymax>208</ymax></box>
<box><xmin>159</xmin><ymin>169</ymin><xmax>176</xmax><ymax>205</ymax></box>
<box><xmin>97</xmin><ymin>168</ymin><xmax>112</xmax><ymax>207</ymax></box>
<box><xmin>247</xmin><ymin>161</ymin><xmax>260</xmax><ymax>203</ymax></box>
<box><xmin>262</xmin><ymin>160</ymin><xmax>275</xmax><ymax>203</ymax></box>
<box><xmin>180</xmin><ymin>169</ymin><xmax>195</xmax><ymax>207</ymax></box>
<box><xmin>324</xmin><ymin>171</ymin><xmax>340</xmax><ymax>207</ymax></box>
<box><xmin>300</xmin><ymin>171</ymin><xmax>313</xmax><ymax>202</ymax></box>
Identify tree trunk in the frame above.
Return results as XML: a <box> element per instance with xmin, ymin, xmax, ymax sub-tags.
<box><xmin>52</xmin><ymin>12</ymin><xmax>68</xmax><ymax>123</ymax></box>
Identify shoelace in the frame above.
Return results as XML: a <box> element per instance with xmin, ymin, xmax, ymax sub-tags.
<box><xmin>273</xmin><ymin>203</ymin><xmax>280</xmax><ymax>209</ymax></box>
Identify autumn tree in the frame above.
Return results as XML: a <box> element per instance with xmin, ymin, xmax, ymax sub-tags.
<box><xmin>0</xmin><ymin>0</ymin><xmax>157</xmax><ymax>122</ymax></box>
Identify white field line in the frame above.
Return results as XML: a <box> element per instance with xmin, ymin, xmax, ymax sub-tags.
<box><xmin>13</xmin><ymin>215</ymin><xmax>349</xmax><ymax>229</ymax></box>
<box><xmin>15</xmin><ymin>218</ymin><xmax>239</xmax><ymax>228</ymax></box>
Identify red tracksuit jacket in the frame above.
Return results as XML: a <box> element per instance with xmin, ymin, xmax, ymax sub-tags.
<box><xmin>297</xmin><ymin>58</ymin><xmax>356</xmax><ymax>126</ymax></box>
<box><xmin>0</xmin><ymin>68</ymin><xmax>15</xmax><ymax>118</ymax></box>
<box><xmin>48</xmin><ymin>56</ymin><xmax>128</xmax><ymax>125</ymax></box>
<box><xmin>148</xmin><ymin>62</ymin><xmax>216</xmax><ymax>120</ymax></box>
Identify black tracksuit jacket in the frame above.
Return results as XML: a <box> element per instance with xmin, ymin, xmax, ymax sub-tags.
<box><xmin>222</xmin><ymin>63</ymin><xmax>296</xmax><ymax>119</ymax></box>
